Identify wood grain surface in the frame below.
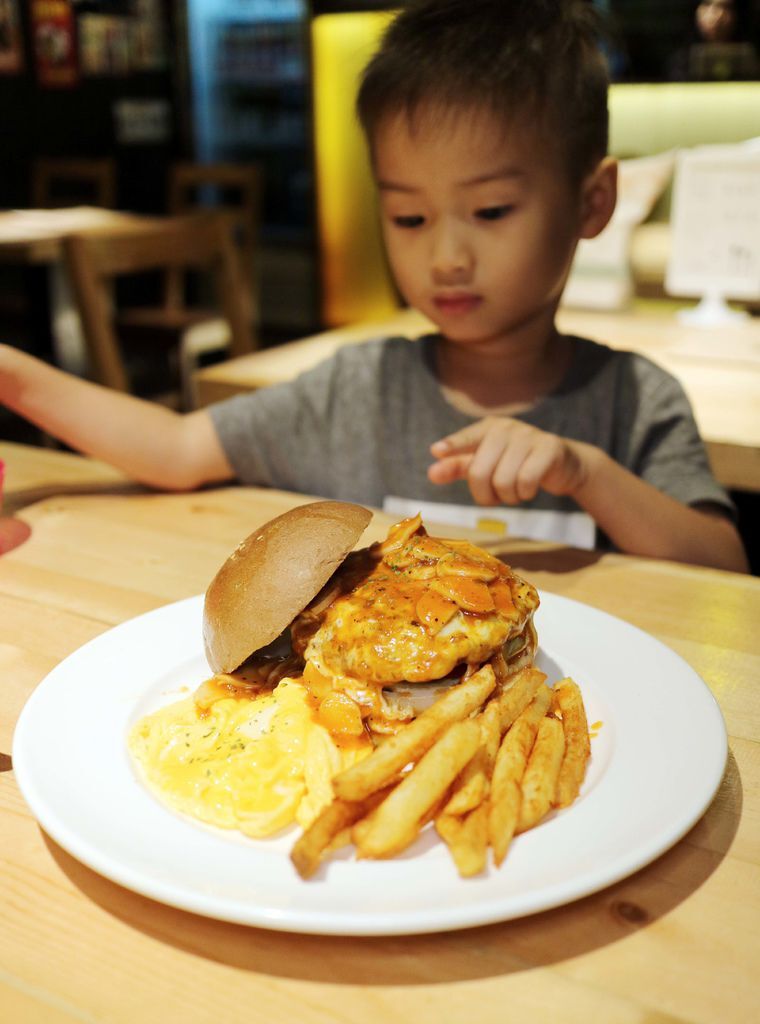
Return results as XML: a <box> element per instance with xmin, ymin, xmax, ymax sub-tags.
<box><xmin>1</xmin><ymin>441</ymin><xmax>758</xmax><ymax>1024</ymax></box>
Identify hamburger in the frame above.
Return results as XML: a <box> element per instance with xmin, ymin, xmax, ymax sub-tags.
<box><xmin>202</xmin><ymin>500</ymin><xmax>540</xmax><ymax>740</ymax></box>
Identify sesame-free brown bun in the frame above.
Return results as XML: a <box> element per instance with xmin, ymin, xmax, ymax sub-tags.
<box><xmin>203</xmin><ymin>500</ymin><xmax>372</xmax><ymax>674</ymax></box>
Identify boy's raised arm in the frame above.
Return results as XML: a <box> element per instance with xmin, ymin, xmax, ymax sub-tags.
<box><xmin>0</xmin><ymin>344</ymin><xmax>235</xmax><ymax>491</ymax></box>
<box><xmin>429</xmin><ymin>417</ymin><xmax>748</xmax><ymax>573</ymax></box>
<box><xmin>569</xmin><ymin>445</ymin><xmax>748</xmax><ymax>573</ymax></box>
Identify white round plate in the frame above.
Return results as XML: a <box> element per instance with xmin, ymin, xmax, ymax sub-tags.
<box><xmin>13</xmin><ymin>592</ymin><xmax>727</xmax><ymax>936</ymax></box>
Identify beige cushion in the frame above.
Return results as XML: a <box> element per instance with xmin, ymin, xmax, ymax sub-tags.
<box><xmin>562</xmin><ymin>153</ymin><xmax>676</xmax><ymax>310</ymax></box>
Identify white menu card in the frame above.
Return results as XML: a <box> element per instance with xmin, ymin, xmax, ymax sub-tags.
<box><xmin>666</xmin><ymin>142</ymin><xmax>760</xmax><ymax>307</ymax></box>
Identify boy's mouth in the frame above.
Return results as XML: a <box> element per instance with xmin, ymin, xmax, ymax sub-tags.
<box><xmin>433</xmin><ymin>293</ymin><xmax>482</xmax><ymax>316</ymax></box>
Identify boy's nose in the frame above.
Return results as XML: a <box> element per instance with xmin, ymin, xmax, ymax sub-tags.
<box><xmin>430</xmin><ymin>223</ymin><xmax>473</xmax><ymax>282</ymax></box>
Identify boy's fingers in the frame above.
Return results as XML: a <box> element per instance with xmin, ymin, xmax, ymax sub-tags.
<box><xmin>430</xmin><ymin>420</ymin><xmax>491</xmax><ymax>456</ymax></box>
<box><xmin>513</xmin><ymin>438</ymin><xmax>558</xmax><ymax>501</ymax></box>
<box><xmin>490</xmin><ymin>433</ymin><xmax>536</xmax><ymax>505</ymax></box>
<box><xmin>516</xmin><ymin>436</ymin><xmax>584</xmax><ymax>498</ymax></box>
<box><xmin>467</xmin><ymin>423</ymin><xmax>528</xmax><ymax>503</ymax></box>
<box><xmin>431</xmin><ymin>418</ymin><xmax>558</xmax><ymax>507</ymax></box>
<box><xmin>427</xmin><ymin>453</ymin><xmax>473</xmax><ymax>484</ymax></box>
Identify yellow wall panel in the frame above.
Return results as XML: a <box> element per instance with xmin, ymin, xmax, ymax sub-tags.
<box><xmin>312</xmin><ymin>11</ymin><xmax>399</xmax><ymax>327</ymax></box>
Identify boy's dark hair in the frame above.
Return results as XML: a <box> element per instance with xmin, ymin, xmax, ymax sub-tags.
<box><xmin>357</xmin><ymin>0</ymin><xmax>610</xmax><ymax>183</ymax></box>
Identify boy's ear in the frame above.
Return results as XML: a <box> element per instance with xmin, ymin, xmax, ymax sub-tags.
<box><xmin>579</xmin><ymin>157</ymin><xmax>618</xmax><ymax>239</ymax></box>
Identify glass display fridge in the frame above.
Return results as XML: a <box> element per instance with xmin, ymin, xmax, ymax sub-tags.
<box><xmin>183</xmin><ymin>0</ymin><xmax>317</xmax><ymax>331</ymax></box>
<box><xmin>184</xmin><ymin>0</ymin><xmax>312</xmax><ymax>244</ymax></box>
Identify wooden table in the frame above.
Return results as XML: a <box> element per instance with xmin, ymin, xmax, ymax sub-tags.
<box><xmin>0</xmin><ymin>207</ymin><xmax>160</xmax><ymax>265</ymax></box>
<box><xmin>1</xmin><ymin>440</ymin><xmax>758</xmax><ymax>1024</ymax></box>
<box><xmin>195</xmin><ymin>302</ymin><xmax>760</xmax><ymax>492</ymax></box>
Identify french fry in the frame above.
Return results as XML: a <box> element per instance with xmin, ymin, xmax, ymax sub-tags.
<box><xmin>458</xmin><ymin>802</ymin><xmax>489</xmax><ymax>877</ymax></box>
<box><xmin>552</xmin><ymin>678</ymin><xmax>591</xmax><ymax>808</ymax></box>
<box><xmin>292</xmin><ymin>669</ymin><xmax>591</xmax><ymax>877</ymax></box>
<box><xmin>355</xmin><ymin>718</ymin><xmax>482</xmax><ymax>859</ymax></box>
<box><xmin>516</xmin><ymin>716</ymin><xmax>565</xmax><ymax>833</ymax></box>
<box><xmin>351</xmin><ymin>783</ymin><xmax>452</xmax><ymax>855</ymax></box>
<box><xmin>325</xmin><ymin>826</ymin><xmax>353</xmax><ymax>854</ymax></box>
<box><xmin>351</xmin><ymin>799</ymin><xmax>384</xmax><ymax>852</ymax></box>
<box><xmin>488</xmin><ymin>720</ymin><xmax>532</xmax><ymax>866</ymax></box>
<box><xmin>436</xmin><ymin>803</ymin><xmax>489</xmax><ymax>877</ymax></box>
<box><xmin>435</xmin><ymin>813</ymin><xmax>462</xmax><ymax>854</ymax></box>
<box><xmin>517</xmin><ymin>682</ymin><xmax>552</xmax><ymax>728</ymax></box>
<box><xmin>480</xmin><ymin>696</ymin><xmax>503</xmax><ymax>762</ymax></box>
<box><xmin>443</xmin><ymin>697</ymin><xmax>501</xmax><ymax>815</ymax></box>
<box><xmin>495</xmin><ymin>666</ymin><xmax>546</xmax><ymax>733</ymax></box>
<box><xmin>443</xmin><ymin>669</ymin><xmax>543</xmax><ymax>820</ymax></box>
<box><xmin>332</xmin><ymin>664</ymin><xmax>496</xmax><ymax>802</ymax></box>
<box><xmin>488</xmin><ymin>685</ymin><xmax>551</xmax><ymax>865</ymax></box>
<box><xmin>291</xmin><ymin>797</ymin><xmax>372</xmax><ymax>879</ymax></box>
<box><xmin>443</xmin><ymin>749</ymin><xmax>488</xmax><ymax>816</ymax></box>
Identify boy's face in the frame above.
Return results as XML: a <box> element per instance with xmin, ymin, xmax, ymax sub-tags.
<box><xmin>373</xmin><ymin>106</ymin><xmax>590</xmax><ymax>349</ymax></box>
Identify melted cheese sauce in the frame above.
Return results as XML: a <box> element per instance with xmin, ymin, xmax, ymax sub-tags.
<box><xmin>303</xmin><ymin>519</ymin><xmax>539</xmax><ymax>685</ymax></box>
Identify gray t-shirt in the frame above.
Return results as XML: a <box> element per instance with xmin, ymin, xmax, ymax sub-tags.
<box><xmin>209</xmin><ymin>335</ymin><xmax>732</xmax><ymax>532</ymax></box>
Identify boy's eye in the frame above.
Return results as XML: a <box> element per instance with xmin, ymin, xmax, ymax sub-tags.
<box><xmin>392</xmin><ymin>214</ymin><xmax>425</xmax><ymax>228</ymax></box>
<box><xmin>475</xmin><ymin>205</ymin><xmax>513</xmax><ymax>221</ymax></box>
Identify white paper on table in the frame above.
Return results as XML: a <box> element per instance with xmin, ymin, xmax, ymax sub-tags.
<box><xmin>382</xmin><ymin>497</ymin><xmax>596</xmax><ymax>549</ymax></box>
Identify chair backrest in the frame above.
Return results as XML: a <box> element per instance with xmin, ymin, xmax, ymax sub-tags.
<box><xmin>165</xmin><ymin>161</ymin><xmax>262</xmax><ymax>321</ymax></box>
<box><xmin>167</xmin><ymin>162</ymin><xmax>262</xmax><ymax>312</ymax></box>
<box><xmin>169</xmin><ymin>162</ymin><xmax>261</xmax><ymax>241</ymax></box>
<box><xmin>63</xmin><ymin>213</ymin><xmax>255</xmax><ymax>392</ymax></box>
<box><xmin>32</xmin><ymin>158</ymin><xmax>117</xmax><ymax>209</ymax></box>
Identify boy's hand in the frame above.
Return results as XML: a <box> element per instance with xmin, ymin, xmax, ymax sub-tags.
<box><xmin>427</xmin><ymin>416</ymin><xmax>748</xmax><ymax>573</ymax></box>
<box><xmin>428</xmin><ymin>417</ymin><xmax>595</xmax><ymax>506</ymax></box>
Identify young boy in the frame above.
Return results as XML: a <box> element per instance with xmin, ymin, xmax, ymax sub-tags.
<box><xmin>0</xmin><ymin>0</ymin><xmax>747</xmax><ymax>572</ymax></box>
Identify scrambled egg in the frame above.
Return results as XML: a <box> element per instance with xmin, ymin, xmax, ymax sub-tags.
<box><xmin>128</xmin><ymin>678</ymin><xmax>371</xmax><ymax>837</ymax></box>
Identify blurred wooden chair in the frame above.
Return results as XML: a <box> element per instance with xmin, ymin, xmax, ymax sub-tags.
<box><xmin>108</xmin><ymin>162</ymin><xmax>262</xmax><ymax>401</ymax></box>
<box><xmin>31</xmin><ymin>158</ymin><xmax>117</xmax><ymax>209</ymax></box>
<box><xmin>167</xmin><ymin>162</ymin><xmax>262</xmax><ymax>331</ymax></box>
<box><xmin>63</xmin><ymin>213</ymin><xmax>256</xmax><ymax>408</ymax></box>
<box><xmin>168</xmin><ymin>162</ymin><xmax>262</xmax><ymax>298</ymax></box>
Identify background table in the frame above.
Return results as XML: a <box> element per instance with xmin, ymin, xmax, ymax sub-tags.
<box><xmin>194</xmin><ymin>302</ymin><xmax>760</xmax><ymax>493</ymax></box>
<box><xmin>0</xmin><ymin>207</ymin><xmax>161</xmax><ymax>371</ymax></box>
<box><xmin>1</xmin><ymin>440</ymin><xmax>758</xmax><ymax>1024</ymax></box>
<box><xmin>0</xmin><ymin>207</ymin><xmax>161</xmax><ymax>265</ymax></box>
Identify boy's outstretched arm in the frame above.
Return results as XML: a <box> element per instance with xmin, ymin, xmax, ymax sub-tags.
<box><xmin>0</xmin><ymin>344</ymin><xmax>235</xmax><ymax>491</ymax></box>
<box><xmin>429</xmin><ymin>417</ymin><xmax>748</xmax><ymax>573</ymax></box>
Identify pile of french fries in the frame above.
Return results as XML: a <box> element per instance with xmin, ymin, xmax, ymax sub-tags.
<box><xmin>290</xmin><ymin>663</ymin><xmax>591</xmax><ymax>879</ymax></box>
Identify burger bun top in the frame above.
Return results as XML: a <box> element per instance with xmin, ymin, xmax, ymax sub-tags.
<box><xmin>203</xmin><ymin>500</ymin><xmax>372</xmax><ymax>674</ymax></box>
